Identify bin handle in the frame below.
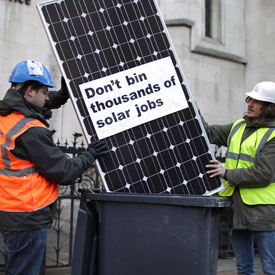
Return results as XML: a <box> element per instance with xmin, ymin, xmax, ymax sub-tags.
<box><xmin>78</xmin><ymin>188</ymin><xmax>99</xmax><ymax>275</ymax></box>
<box><xmin>78</xmin><ymin>188</ymin><xmax>100</xmax><ymax>233</ymax></box>
<box><xmin>78</xmin><ymin>188</ymin><xmax>94</xmax><ymax>219</ymax></box>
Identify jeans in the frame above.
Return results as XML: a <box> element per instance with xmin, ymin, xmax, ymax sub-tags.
<box><xmin>1</xmin><ymin>227</ymin><xmax>47</xmax><ymax>275</ymax></box>
<box><xmin>231</xmin><ymin>229</ymin><xmax>275</xmax><ymax>275</ymax></box>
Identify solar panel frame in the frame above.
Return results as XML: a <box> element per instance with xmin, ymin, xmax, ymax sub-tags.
<box><xmin>37</xmin><ymin>0</ymin><xmax>225</xmax><ymax>195</ymax></box>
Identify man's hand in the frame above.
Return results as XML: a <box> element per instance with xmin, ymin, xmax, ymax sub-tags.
<box><xmin>79</xmin><ymin>140</ymin><xmax>108</xmax><ymax>167</ymax></box>
<box><xmin>87</xmin><ymin>140</ymin><xmax>108</xmax><ymax>159</ymax></box>
<box><xmin>206</xmin><ymin>159</ymin><xmax>226</xmax><ymax>178</ymax></box>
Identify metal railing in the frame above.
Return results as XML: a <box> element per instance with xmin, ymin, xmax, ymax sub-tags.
<box><xmin>44</xmin><ymin>132</ymin><xmax>102</xmax><ymax>269</ymax></box>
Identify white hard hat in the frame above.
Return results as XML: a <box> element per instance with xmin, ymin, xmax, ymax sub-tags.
<box><xmin>246</xmin><ymin>81</ymin><xmax>275</xmax><ymax>103</ymax></box>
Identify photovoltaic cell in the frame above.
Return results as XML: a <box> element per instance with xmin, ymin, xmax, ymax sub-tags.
<box><xmin>37</xmin><ymin>0</ymin><xmax>224</xmax><ymax>195</ymax></box>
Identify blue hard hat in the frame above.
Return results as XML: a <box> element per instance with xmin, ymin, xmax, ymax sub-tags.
<box><xmin>9</xmin><ymin>60</ymin><xmax>55</xmax><ymax>87</ymax></box>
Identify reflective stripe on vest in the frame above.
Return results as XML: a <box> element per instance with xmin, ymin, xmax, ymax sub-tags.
<box><xmin>0</xmin><ymin>113</ymin><xmax>58</xmax><ymax>212</ymax></box>
<box><xmin>0</xmin><ymin>116</ymin><xmax>37</xmax><ymax>170</ymax></box>
<box><xmin>219</xmin><ymin>119</ymin><xmax>275</xmax><ymax>205</ymax></box>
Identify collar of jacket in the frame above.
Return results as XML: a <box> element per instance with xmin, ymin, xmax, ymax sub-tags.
<box><xmin>243</xmin><ymin>115</ymin><xmax>275</xmax><ymax>128</ymax></box>
<box><xmin>0</xmin><ymin>88</ymin><xmax>51</xmax><ymax>127</ymax></box>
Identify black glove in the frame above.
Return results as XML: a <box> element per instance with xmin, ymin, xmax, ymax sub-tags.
<box><xmin>86</xmin><ymin>140</ymin><xmax>108</xmax><ymax>159</ymax></box>
<box><xmin>60</xmin><ymin>76</ymin><xmax>69</xmax><ymax>100</ymax></box>
<box><xmin>45</xmin><ymin>77</ymin><xmax>69</xmax><ymax>109</ymax></box>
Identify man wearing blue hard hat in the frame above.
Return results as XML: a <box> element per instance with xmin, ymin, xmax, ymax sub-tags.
<box><xmin>0</xmin><ymin>60</ymin><xmax>107</xmax><ymax>275</ymax></box>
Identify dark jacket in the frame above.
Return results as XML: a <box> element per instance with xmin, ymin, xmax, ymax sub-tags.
<box><xmin>201</xmin><ymin>115</ymin><xmax>275</xmax><ymax>231</ymax></box>
<box><xmin>0</xmin><ymin>87</ymin><xmax>94</xmax><ymax>231</ymax></box>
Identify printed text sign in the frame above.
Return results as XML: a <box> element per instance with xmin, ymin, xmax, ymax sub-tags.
<box><xmin>80</xmin><ymin>57</ymin><xmax>188</xmax><ymax>139</ymax></box>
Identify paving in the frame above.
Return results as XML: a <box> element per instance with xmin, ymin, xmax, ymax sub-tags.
<box><xmin>42</xmin><ymin>256</ymin><xmax>264</xmax><ymax>274</ymax></box>
<box><xmin>217</xmin><ymin>256</ymin><xmax>264</xmax><ymax>275</ymax></box>
<box><xmin>43</xmin><ymin>255</ymin><xmax>266</xmax><ymax>275</ymax></box>
<box><xmin>0</xmin><ymin>256</ymin><xmax>264</xmax><ymax>275</ymax></box>
<box><xmin>35</xmin><ymin>257</ymin><xmax>264</xmax><ymax>275</ymax></box>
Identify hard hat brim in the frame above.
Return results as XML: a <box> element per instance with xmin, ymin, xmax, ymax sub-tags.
<box><xmin>245</xmin><ymin>91</ymin><xmax>275</xmax><ymax>104</ymax></box>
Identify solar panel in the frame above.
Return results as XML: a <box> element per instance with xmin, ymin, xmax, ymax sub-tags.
<box><xmin>37</xmin><ymin>0</ymin><xmax>224</xmax><ymax>195</ymax></box>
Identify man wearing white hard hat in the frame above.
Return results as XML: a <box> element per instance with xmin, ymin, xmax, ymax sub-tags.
<box><xmin>0</xmin><ymin>60</ymin><xmax>107</xmax><ymax>275</ymax></box>
<box><xmin>202</xmin><ymin>81</ymin><xmax>275</xmax><ymax>274</ymax></box>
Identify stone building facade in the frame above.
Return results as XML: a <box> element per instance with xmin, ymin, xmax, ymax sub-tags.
<box><xmin>1</xmin><ymin>0</ymin><xmax>274</xmax><ymax>141</ymax></box>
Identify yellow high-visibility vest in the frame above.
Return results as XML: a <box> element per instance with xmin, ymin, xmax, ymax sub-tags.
<box><xmin>219</xmin><ymin>119</ymin><xmax>275</xmax><ymax>205</ymax></box>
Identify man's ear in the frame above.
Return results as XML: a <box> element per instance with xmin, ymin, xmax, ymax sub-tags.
<box><xmin>25</xmin><ymin>86</ymin><xmax>34</xmax><ymax>97</ymax></box>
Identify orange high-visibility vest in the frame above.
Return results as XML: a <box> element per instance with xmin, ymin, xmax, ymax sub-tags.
<box><xmin>0</xmin><ymin>112</ymin><xmax>58</xmax><ymax>212</ymax></box>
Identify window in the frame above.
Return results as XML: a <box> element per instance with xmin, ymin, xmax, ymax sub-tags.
<box><xmin>205</xmin><ymin>0</ymin><xmax>222</xmax><ymax>41</ymax></box>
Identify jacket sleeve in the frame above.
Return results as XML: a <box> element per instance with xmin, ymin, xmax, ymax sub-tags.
<box><xmin>200</xmin><ymin>114</ymin><xmax>233</xmax><ymax>146</ymax></box>
<box><xmin>45</xmin><ymin>78</ymin><xmax>70</xmax><ymax>109</ymax></box>
<box><xmin>13</xmin><ymin>127</ymin><xmax>94</xmax><ymax>185</ymax></box>
<box><xmin>227</xmin><ymin>138</ymin><xmax>275</xmax><ymax>188</ymax></box>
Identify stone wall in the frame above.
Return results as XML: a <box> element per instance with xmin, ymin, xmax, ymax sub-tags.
<box><xmin>245</xmin><ymin>1</ymin><xmax>275</xmax><ymax>90</ymax></box>
<box><xmin>0</xmin><ymin>0</ymin><xmax>82</xmax><ymax>143</ymax></box>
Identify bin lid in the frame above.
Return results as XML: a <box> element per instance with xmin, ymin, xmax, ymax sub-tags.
<box><xmin>86</xmin><ymin>192</ymin><xmax>231</xmax><ymax>208</ymax></box>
